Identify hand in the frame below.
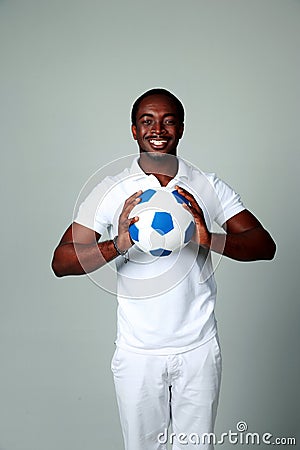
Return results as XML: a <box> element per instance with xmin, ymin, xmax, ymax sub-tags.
<box><xmin>175</xmin><ymin>185</ymin><xmax>211</xmax><ymax>248</ymax></box>
<box><xmin>116</xmin><ymin>190</ymin><xmax>142</xmax><ymax>251</ymax></box>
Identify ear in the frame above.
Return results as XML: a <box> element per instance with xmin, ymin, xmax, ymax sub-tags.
<box><xmin>131</xmin><ymin>124</ymin><xmax>137</xmax><ymax>140</ymax></box>
<box><xmin>179</xmin><ymin>123</ymin><xmax>184</xmax><ymax>139</ymax></box>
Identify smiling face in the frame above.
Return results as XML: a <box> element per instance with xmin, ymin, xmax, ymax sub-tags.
<box><xmin>131</xmin><ymin>94</ymin><xmax>184</xmax><ymax>159</ymax></box>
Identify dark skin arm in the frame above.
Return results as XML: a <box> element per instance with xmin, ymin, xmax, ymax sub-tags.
<box><xmin>176</xmin><ymin>186</ymin><xmax>276</xmax><ymax>261</ymax></box>
<box><xmin>52</xmin><ymin>185</ymin><xmax>276</xmax><ymax>277</ymax></box>
<box><xmin>52</xmin><ymin>224</ymin><xmax>114</xmax><ymax>277</ymax></box>
<box><xmin>51</xmin><ymin>190</ymin><xmax>141</xmax><ymax>277</ymax></box>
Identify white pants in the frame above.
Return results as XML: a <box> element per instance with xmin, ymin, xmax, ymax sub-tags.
<box><xmin>111</xmin><ymin>336</ymin><xmax>222</xmax><ymax>450</ymax></box>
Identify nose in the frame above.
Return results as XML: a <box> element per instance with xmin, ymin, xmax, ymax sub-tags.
<box><xmin>151</xmin><ymin>120</ymin><xmax>165</xmax><ymax>135</ymax></box>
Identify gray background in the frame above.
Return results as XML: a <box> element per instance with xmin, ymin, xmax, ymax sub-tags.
<box><xmin>1</xmin><ymin>0</ymin><xmax>299</xmax><ymax>449</ymax></box>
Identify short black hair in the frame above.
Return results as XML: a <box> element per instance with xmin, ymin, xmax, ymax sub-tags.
<box><xmin>131</xmin><ymin>88</ymin><xmax>185</xmax><ymax>126</ymax></box>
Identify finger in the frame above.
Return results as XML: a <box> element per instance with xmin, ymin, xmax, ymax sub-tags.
<box><xmin>122</xmin><ymin>190</ymin><xmax>143</xmax><ymax>208</ymax></box>
<box><xmin>122</xmin><ymin>198</ymin><xmax>141</xmax><ymax>217</ymax></box>
<box><xmin>182</xmin><ymin>202</ymin><xmax>193</xmax><ymax>214</ymax></box>
<box><xmin>129</xmin><ymin>216</ymin><xmax>139</xmax><ymax>226</ymax></box>
<box><xmin>176</xmin><ymin>185</ymin><xmax>202</xmax><ymax>213</ymax></box>
<box><xmin>126</xmin><ymin>189</ymin><xmax>143</xmax><ymax>202</ymax></box>
<box><xmin>182</xmin><ymin>203</ymin><xmax>202</xmax><ymax>220</ymax></box>
<box><xmin>121</xmin><ymin>190</ymin><xmax>143</xmax><ymax>215</ymax></box>
<box><xmin>175</xmin><ymin>185</ymin><xmax>194</xmax><ymax>201</ymax></box>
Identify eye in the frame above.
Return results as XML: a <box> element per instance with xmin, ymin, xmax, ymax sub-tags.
<box><xmin>142</xmin><ymin>119</ymin><xmax>152</xmax><ymax>125</ymax></box>
<box><xmin>165</xmin><ymin>119</ymin><xmax>175</xmax><ymax>125</ymax></box>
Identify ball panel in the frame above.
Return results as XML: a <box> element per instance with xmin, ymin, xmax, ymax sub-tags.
<box><xmin>171</xmin><ymin>189</ymin><xmax>190</xmax><ymax>205</ymax></box>
<box><xmin>184</xmin><ymin>221</ymin><xmax>195</xmax><ymax>244</ymax></box>
<box><xmin>139</xmin><ymin>189</ymin><xmax>156</xmax><ymax>203</ymax></box>
<box><xmin>129</xmin><ymin>222</ymin><xmax>139</xmax><ymax>242</ymax></box>
<box><xmin>149</xmin><ymin>229</ymin><xmax>165</xmax><ymax>248</ymax></box>
<box><xmin>151</xmin><ymin>211</ymin><xmax>174</xmax><ymax>235</ymax></box>
<box><xmin>150</xmin><ymin>248</ymin><xmax>172</xmax><ymax>257</ymax></box>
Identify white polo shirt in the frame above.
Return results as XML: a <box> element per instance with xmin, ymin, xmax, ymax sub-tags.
<box><xmin>75</xmin><ymin>156</ymin><xmax>245</xmax><ymax>355</ymax></box>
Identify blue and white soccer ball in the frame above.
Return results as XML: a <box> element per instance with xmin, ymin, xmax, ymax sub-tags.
<box><xmin>129</xmin><ymin>188</ymin><xmax>195</xmax><ymax>257</ymax></box>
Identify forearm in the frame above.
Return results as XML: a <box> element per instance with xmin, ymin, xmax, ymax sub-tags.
<box><xmin>205</xmin><ymin>227</ymin><xmax>276</xmax><ymax>261</ymax></box>
<box><xmin>52</xmin><ymin>240</ymin><xmax>119</xmax><ymax>277</ymax></box>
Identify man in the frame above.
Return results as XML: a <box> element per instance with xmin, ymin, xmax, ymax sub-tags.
<box><xmin>52</xmin><ymin>88</ymin><xmax>276</xmax><ymax>450</ymax></box>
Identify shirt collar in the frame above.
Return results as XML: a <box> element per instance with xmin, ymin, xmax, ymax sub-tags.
<box><xmin>129</xmin><ymin>156</ymin><xmax>190</xmax><ymax>181</ymax></box>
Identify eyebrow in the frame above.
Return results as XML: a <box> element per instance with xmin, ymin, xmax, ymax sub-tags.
<box><xmin>138</xmin><ymin>113</ymin><xmax>177</xmax><ymax>120</ymax></box>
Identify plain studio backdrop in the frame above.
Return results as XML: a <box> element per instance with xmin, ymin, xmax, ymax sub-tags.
<box><xmin>0</xmin><ymin>1</ymin><xmax>299</xmax><ymax>449</ymax></box>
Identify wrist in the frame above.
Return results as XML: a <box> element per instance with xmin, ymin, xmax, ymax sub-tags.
<box><xmin>201</xmin><ymin>231</ymin><xmax>212</xmax><ymax>249</ymax></box>
<box><xmin>116</xmin><ymin>235</ymin><xmax>132</xmax><ymax>252</ymax></box>
<box><xmin>112</xmin><ymin>236</ymin><xmax>130</xmax><ymax>263</ymax></box>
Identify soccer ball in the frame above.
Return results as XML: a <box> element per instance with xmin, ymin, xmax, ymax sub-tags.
<box><xmin>129</xmin><ymin>188</ymin><xmax>195</xmax><ymax>257</ymax></box>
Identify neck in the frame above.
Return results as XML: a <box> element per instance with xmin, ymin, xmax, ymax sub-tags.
<box><xmin>138</xmin><ymin>152</ymin><xmax>178</xmax><ymax>182</ymax></box>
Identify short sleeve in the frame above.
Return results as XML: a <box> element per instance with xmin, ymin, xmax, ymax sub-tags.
<box><xmin>74</xmin><ymin>180</ymin><xmax>112</xmax><ymax>235</ymax></box>
<box><xmin>212</xmin><ymin>175</ymin><xmax>245</xmax><ymax>226</ymax></box>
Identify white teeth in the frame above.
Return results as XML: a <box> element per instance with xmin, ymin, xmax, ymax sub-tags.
<box><xmin>150</xmin><ymin>140</ymin><xmax>167</xmax><ymax>145</ymax></box>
